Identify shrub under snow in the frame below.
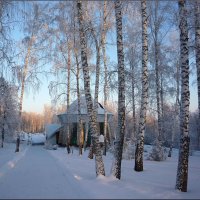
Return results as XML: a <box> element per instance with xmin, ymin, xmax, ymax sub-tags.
<box><xmin>147</xmin><ymin>139</ymin><xmax>167</xmax><ymax>161</ymax></box>
<box><xmin>122</xmin><ymin>140</ymin><xmax>135</xmax><ymax>160</ymax></box>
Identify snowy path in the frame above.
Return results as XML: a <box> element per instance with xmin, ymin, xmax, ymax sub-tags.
<box><xmin>0</xmin><ymin>145</ymin><xmax>91</xmax><ymax>199</ymax></box>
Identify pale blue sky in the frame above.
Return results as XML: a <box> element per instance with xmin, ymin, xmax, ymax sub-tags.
<box><xmin>23</xmin><ymin>80</ymin><xmax>52</xmax><ymax>114</ymax></box>
<box><xmin>22</xmin><ymin>72</ymin><xmax>198</xmax><ymax>114</ymax></box>
<box><xmin>22</xmin><ymin>42</ymin><xmax>199</xmax><ymax>115</ymax></box>
<box><xmin>18</xmin><ymin>1</ymin><xmax>198</xmax><ymax>114</ymax></box>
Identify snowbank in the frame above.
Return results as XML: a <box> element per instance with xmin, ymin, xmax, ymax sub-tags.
<box><xmin>31</xmin><ymin>133</ymin><xmax>46</xmax><ymax>145</ymax></box>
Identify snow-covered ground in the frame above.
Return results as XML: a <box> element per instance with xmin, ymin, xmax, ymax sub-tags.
<box><xmin>0</xmin><ymin>142</ymin><xmax>199</xmax><ymax>199</ymax></box>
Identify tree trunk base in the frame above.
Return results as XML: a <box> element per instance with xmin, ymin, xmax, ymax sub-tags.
<box><xmin>175</xmin><ymin>136</ymin><xmax>190</xmax><ymax>192</ymax></box>
<box><xmin>67</xmin><ymin>145</ymin><xmax>71</xmax><ymax>154</ymax></box>
<box><xmin>134</xmin><ymin>143</ymin><xmax>143</xmax><ymax>172</ymax></box>
<box><xmin>79</xmin><ymin>145</ymin><xmax>83</xmax><ymax>155</ymax></box>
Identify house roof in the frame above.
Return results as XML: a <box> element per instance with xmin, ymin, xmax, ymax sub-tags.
<box><xmin>45</xmin><ymin>124</ymin><xmax>61</xmax><ymax>139</ymax></box>
<box><xmin>61</xmin><ymin>96</ymin><xmax>113</xmax><ymax>116</ymax></box>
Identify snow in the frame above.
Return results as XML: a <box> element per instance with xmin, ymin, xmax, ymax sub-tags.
<box><xmin>31</xmin><ymin>133</ymin><xmax>46</xmax><ymax>145</ymax></box>
<box><xmin>0</xmin><ymin>142</ymin><xmax>199</xmax><ymax>199</ymax></box>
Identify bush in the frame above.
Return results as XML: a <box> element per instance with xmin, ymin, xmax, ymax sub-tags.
<box><xmin>122</xmin><ymin>140</ymin><xmax>135</xmax><ymax>160</ymax></box>
<box><xmin>147</xmin><ymin>139</ymin><xmax>167</xmax><ymax>161</ymax></box>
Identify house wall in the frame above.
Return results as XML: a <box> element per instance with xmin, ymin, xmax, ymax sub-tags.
<box><xmin>58</xmin><ymin>122</ymin><xmax>114</xmax><ymax>147</ymax></box>
<box><xmin>49</xmin><ymin>136</ymin><xmax>56</xmax><ymax>145</ymax></box>
<box><xmin>45</xmin><ymin>135</ymin><xmax>56</xmax><ymax>149</ymax></box>
<box><xmin>57</xmin><ymin>114</ymin><xmax>113</xmax><ymax>124</ymax></box>
<box><xmin>57</xmin><ymin>113</ymin><xmax>114</xmax><ymax>147</ymax></box>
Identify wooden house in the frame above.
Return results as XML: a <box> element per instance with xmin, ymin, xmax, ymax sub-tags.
<box><xmin>56</xmin><ymin>96</ymin><xmax>114</xmax><ymax>147</ymax></box>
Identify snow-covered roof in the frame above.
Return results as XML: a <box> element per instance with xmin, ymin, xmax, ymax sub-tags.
<box><xmin>62</xmin><ymin>96</ymin><xmax>113</xmax><ymax>115</ymax></box>
<box><xmin>45</xmin><ymin>124</ymin><xmax>61</xmax><ymax>139</ymax></box>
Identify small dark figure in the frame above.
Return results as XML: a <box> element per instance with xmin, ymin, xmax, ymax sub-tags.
<box><xmin>15</xmin><ymin>135</ymin><xmax>20</xmax><ymax>152</ymax></box>
<box><xmin>67</xmin><ymin>145</ymin><xmax>71</xmax><ymax>154</ymax></box>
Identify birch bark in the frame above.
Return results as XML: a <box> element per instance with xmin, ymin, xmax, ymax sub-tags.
<box><xmin>66</xmin><ymin>41</ymin><xmax>71</xmax><ymax>153</ymax></box>
<box><xmin>168</xmin><ymin>61</ymin><xmax>180</xmax><ymax>157</ymax></box>
<box><xmin>17</xmin><ymin>36</ymin><xmax>33</xmax><ymax>153</ymax></box>
<box><xmin>102</xmin><ymin>0</ymin><xmax>109</xmax><ymax>156</ymax></box>
<box><xmin>195</xmin><ymin>0</ymin><xmax>200</xmax><ymax>149</ymax></box>
<box><xmin>77</xmin><ymin>0</ymin><xmax>105</xmax><ymax>176</ymax></box>
<box><xmin>111</xmin><ymin>0</ymin><xmax>126</xmax><ymax>179</ymax></box>
<box><xmin>175</xmin><ymin>0</ymin><xmax>190</xmax><ymax>192</ymax></box>
<box><xmin>134</xmin><ymin>0</ymin><xmax>148</xmax><ymax>172</ymax></box>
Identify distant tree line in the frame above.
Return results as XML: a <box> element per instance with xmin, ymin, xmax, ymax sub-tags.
<box><xmin>21</xmin><ymin>104</ymin><xmax>66</xmax><ymax>133</ymax></box>
<box><xmin>21</xmin><ymin>112</ymin><xmax>44</xmax><ymax>133</ymax></box>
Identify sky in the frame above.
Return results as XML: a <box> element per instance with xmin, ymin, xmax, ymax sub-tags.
<box><xmin>23</xmin><ymin>79</ymin><xmax>52</xmax><ymax>114</ymax></box>
<box><xmin>22</xmin><ymin>70</ymin><xmax>199</xmax><ymax>115</ymax></box>
<box><xmin>0</xmin><ymin>141</ymin><xmax>199</xmax><ymax>199</ymax></box>
<box><xmin>22</xmin><ymin>37</ymin><xmax>119</xmax><ymax>114</ymax></box>
<box><xmin>12</xmin><ymin>0</ymin><xmax>198</xmax><ymax>115</ymax></box>
<box><xmin>22</xmin><ymin>74</ymin><xmax>199</xmax><ymax>114</ymax></box>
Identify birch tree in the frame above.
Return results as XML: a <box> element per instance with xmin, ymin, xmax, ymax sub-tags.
<box><xmin>84</xmin><ymin>12</ymin><xmax>101</xmax><ymax>157</ymax></box>
<box><xmin>66</xmin><ymin>41</ymin><xmax>71</xmax><ymax>153</ymax></box>
<box><xmin>124</xmin><ymin>2</ymin><xmax>141</xmax><ymax>145</ymax></box>
<box><xmin>85</xmin><ymin>11</ymin><xmax>101</xmax><ymax>120</ymax></box>
<box><xmin>175</xmin><ymin>0</ymin><xmax>190</xmax><ymax>192</ymax></box>
<box><xmin>85</xmin><ymin>1</ymin><xmax>111</xmax><ymax>156</ymax></box>
<box><xmin>17</xmin><ymin>2</ymin><xmax>51</xmax><ymax>118</ymax></box>
<box><xmin>75</xmin><ymin>39</ymin><xmax>85</xmax><ymax>156</ymax></box>
<box><xmin>195</xmin><ymin>0</ymin><xmax>200</xmax><ymax>149</ymax></box>
<box><xmin>19</xmin><ymin>36</ymin><xmax>34</xmax><ymax>117</ymax></box>
<box><xmin>56</xmin><ymin>2</ymin><xmax>73</xmax><ymax>151</ymax></box>
<box><xmin>111</xmin><ymin>0</ymin><xmax>126</xmax><ymax>180</ymax></box>
<box><xmin>0</xmin><ymin>77</ymin><xmax>19</xmax><ymax>148</ymax></box>
<box><xmin>168</xmin><ymin>59</ymin><xmax>180</xmax><ymax>157</ymax></box>
<box><xmin>153</xmin><ymin>0</ymin><xmax>163</xmax><ymax>154</ymax></box>
<box><xmin>147</xmin><ymin>0</ymin><xmax>173</xmax><ymax>161</ymax></box>
<box><xmin>77</xmin><ymin>0</ymin><xmax>105</xmax><ymax>176</ymax></box>
<box><xmin>134</xmin><ymin>0</ymin><xmax>148</xmax><ymax>172</ymax></box>
<box><xmin>72</xmin><ymin>7</ymin><xmax>84</xmax><ymax>155</ymax></box>
<box><xmin>102</xmin><ymin>0</ymin><xmax>109</xmax><ymax>156</ymax></box>
<box><xmin>15</xmin><ymin>2</ymin><xmax>48</xmax><ymax>152</ymax></box>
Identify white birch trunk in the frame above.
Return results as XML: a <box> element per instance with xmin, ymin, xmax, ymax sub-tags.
<box><xmin>17</xmin><ymin>36</ymin><xmax>33</xmax><ymax>152</ymax></box>
<box><xmin>195</xmin><ymin>0</ymin><xmax>200</xmax><ymax>149</ymax></box>
<box><xmin>134</xmin><ymin>0</ymin><xmax>148</xmax><ymax>172</ymax></box>
<box><xmin>66</xmin><ymin>41</ymin><xmax>71</xmax><ymax>152</ymax></box>
<box><xmin>102</xmin><ymin>0</ymin><xmax>109</xmax><ymax>156</ymax></box>
<box><xmin>76</xmin><ymin>56</ymin><xmax>84</xmax><ymax>155</ymax></box>
<box><xmin>111</xmin><ymin>0</ymin><xmax>126</xmax><ymax>180</ymax></box>
<box><xmin>175</xmin><ymin>0</ymin><xmax>190</xmax><ymax>192</ymax></box>
<box><xmin>168</xmin><ymin>62</ymin><xmax>180</xmax><ymax>157</ymax></box>
<box><xmin>90</xmin><ymin>24</ymin><xmax>101</xmax><ymax>122</ymax></box>
<box><xmin>77</xmin><ymin>0</ymin><xmax>105</xmax><ymax>176</ymax></box>
<box><xmin>19</xmin><ymin>39</ymin><xmax>32</xmax><ymax>116</ymax></box>
<box><xmin>74</xmin><ymin>38</ymin><xmax>84</xmax><ymax>155</ymax></box>
<box><xmin>130</xmin><ymin>48</ymin><xmax>136</xmax><ymax>142</ymax></box>
<box><xmin>84</xmin><ymin>121</ymin><xmax>89</xmax><ymax>150</ymax></box>
<box><xmin>155</xmin><ymin>35</ymin><xmax>162</xmax><ymax>141</ymax></box>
